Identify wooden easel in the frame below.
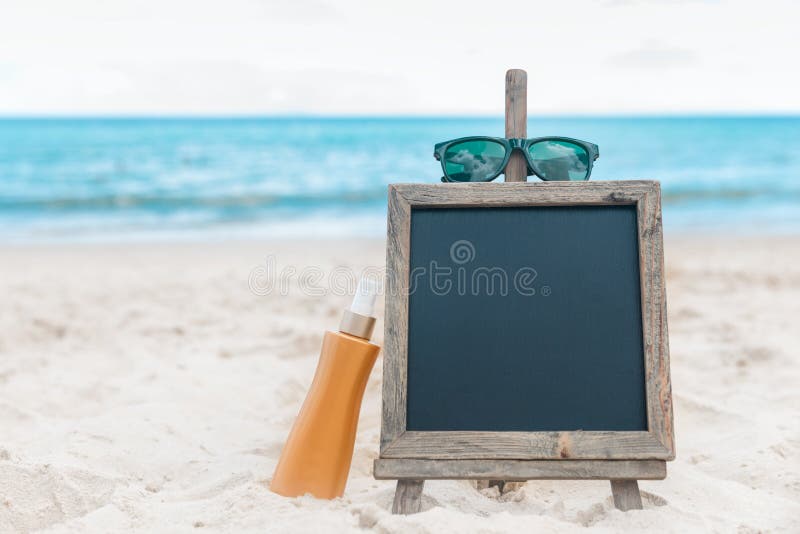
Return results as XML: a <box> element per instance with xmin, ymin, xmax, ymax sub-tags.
<box><xmin>389</xmin><ymin>70</ymin><xmax>646</xmax><ymax>513</ymax></box>
<box><xmin>497</xmin><ymin>68</ymin><xmax>643</xmax><ymax>509</ymax></box>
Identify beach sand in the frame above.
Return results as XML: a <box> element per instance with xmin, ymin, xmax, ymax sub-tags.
<box><xmin>1</xmin><ymin>236</ymin><xmax>798</xmax><ymax>533</ymax></box>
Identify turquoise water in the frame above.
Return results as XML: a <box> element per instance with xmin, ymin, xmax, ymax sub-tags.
<box><xmin>1</xmin><ymin>117</ymin><xmax>798</xmax><ymax>241</ymax></box>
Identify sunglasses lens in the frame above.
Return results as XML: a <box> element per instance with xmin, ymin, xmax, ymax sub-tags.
<box><xmin>443</xmin><ymin>140</ymin><xmax>506</xmax><ymax>182</ymax></box>
<box><xmin>528</xmin><ymin>140</ymin><xmax>590</xmax><ymax>181</ymax></box>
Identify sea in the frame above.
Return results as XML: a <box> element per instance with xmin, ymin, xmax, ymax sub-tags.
<box><xmin>1</xmin><ymin>116</ymin><xmax>798</xmax><ymax>242</ymax></box>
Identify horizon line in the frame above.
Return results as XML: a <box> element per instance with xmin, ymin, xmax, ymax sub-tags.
<box><xmin>0</xmin><ymin>112</ymin><xmax>799</xmax><ymax>120</ymax></box>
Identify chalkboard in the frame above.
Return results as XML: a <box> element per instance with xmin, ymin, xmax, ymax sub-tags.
<box><xmin>378</xmin><ymin>182</ymin><xmax>674</xmax><ymax>475</ymax></box>
<box><xmin>406</xmin><ymin>205</ymin><xmax>647</xmax><ymax>432</ymax></box>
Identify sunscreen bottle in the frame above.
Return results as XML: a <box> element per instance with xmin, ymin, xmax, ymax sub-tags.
<box><xmin>270</xmin><ymin>278</ymin><xmax>380</xmax><ymax>499</ymax></box>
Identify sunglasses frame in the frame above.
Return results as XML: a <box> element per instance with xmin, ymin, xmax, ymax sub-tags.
<box><xmin>434</xmin><ymin>136</ymin><xmax>600</xmax><ymax>183</ymax></box>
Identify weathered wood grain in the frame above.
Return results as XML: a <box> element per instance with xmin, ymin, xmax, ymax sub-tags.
<box><xmin>375</xmin><ymin>459</ymin><xmax>666</xmax><ymax>480</ymax></box>
<box><xmin>637</xmin><ymin>183</ymin><xmax>676</xmax><ymax>459</ymax></box>
<box><xmin>391</xmin><ymin>480</ymin><xmax>424</xmax><ymax>514</ymax></box>
<box><xmin>381</xmin><ymin>431</ymin><xmax>672</xmax><ymax>460</ymax></box>
<box><xmin>390</xmin><ymin>181</ymin><xmax>654</xmax><ymax>208</ymax></box>
<box><xmin>610</xmin><ymin>480</ymin><xmax>644</xmax><ymax>511</ymax></box>
<box><xmin>381</xmin><ymin>186</ymin><xmax>411</xmax><ymax>451</ymax></box>
<box><xmin>504</xmin><ymin>69</ymin><xmax>527</xmax><ymax>182</ymax></box>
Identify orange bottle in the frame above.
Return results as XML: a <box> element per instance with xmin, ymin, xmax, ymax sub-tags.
<box><xmin>270</xmin><ymin>278</ymin><xmax>380</xmax><ymax>499</ymax></box>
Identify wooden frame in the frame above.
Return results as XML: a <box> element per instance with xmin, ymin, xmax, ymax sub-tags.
<box><xmin>376</xmin><ymin>181</ymin><xmax>674</xmax><ymax>487</ymax></box>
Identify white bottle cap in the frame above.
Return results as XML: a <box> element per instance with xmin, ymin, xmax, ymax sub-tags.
<box><xmin>339</xmin><ymin>277</ymin><xmax>379</xmax><ymax>339</ymax></box>
<box><xmin>350</xmin><ymin>277</ymin><xmax>379</xmax><ymax>318</ymax></box>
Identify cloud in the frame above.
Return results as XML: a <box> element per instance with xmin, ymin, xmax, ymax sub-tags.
<box><xmin>268</xmin><ymin>0</ymin><xmax>341</xmax><ymax>21</ymax></box>
<box><xmin>604</xmin><ymin>0</ymin><xmax>720</xmax><ymax>5</ymax></box>
<box><xmin>608</xmin><ymin>42</ymin><xmax>698</xmax><ymax>69</ymax></box>
<box><xmin>0</xmin><ymin>0</ymin><xmax>798</xmax><ymax>114</ymax></box>
<box><xmin>0</xmin><ymin>60</ymin><xmax>413</xmax><ymax>115</ymax></box>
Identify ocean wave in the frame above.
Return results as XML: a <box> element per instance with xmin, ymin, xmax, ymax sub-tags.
<box><xmin>0</xmin><ymin>189</ymin><xmax>388</xmax><ymax>212</ymax></box>
<box><xmin>661</xmin><ymin>188</ymin><xmax>800</xmax><ymax>204</ymax></box>
<box><xmin>1</xmin><ymin>116</ymin><xmax>799</xmax><ymax>240</ymax></box>
<box><xmin>2</xmin><ymin>186</ymin><xmax>797</xmax><ymax>213</ymax></box>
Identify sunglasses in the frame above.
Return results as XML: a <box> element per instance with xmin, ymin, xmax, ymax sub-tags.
<box><xmin>434</xmin><ymin>136</ymin><xmax>599</xmax><ymax>183</ymax></box>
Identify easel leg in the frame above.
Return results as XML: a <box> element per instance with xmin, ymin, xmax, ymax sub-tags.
<box><xmin>610</xmin><ymin>480</ymin><xmax>643</xmax><ymax>511</ymax></box>
<box><xmin>392</xmin><ymin>480</ymin><xmax>424</xmax><ymax>514</ymax></box>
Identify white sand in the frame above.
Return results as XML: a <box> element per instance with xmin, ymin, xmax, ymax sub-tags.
<box><xmin>1</xmin><ymin>236</ymin><xmax>798</xmax><ymax>533</ymax></box>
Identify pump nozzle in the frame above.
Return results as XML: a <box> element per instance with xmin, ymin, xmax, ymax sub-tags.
<box><xmin>339</xmin><ymin>277</ymin><xmax>379</xmax><ymax>340</ymax></box>
<box><xmin>350</xmin><ymin>278</ymin><xmax>378</xmax><ymax>318</ymax></box>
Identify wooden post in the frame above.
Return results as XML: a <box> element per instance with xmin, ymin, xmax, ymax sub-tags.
<box><xmin>478</xmin><ymin>68</ymin><xmax>528</xmax><ymax>494</ymax></box>
<box><xmin>392</xmin><ymin>480</ymin><xmax>424</xmax><ymax>514</ymax></box>
<box><xmin>504</xmin><ymin>69</ymin><xmax>527</xmax><ymax>182</ymax></box>
<box><xmin>611</xmin><ymin>480</ymin><xmax>644</xmax><ymax>511</ymax></box>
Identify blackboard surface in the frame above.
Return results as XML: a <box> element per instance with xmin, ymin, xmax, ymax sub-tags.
<box><xmin>406</xmin><ymin>205</ymin><xmax>647</xmax><ymax>432</ymax></box>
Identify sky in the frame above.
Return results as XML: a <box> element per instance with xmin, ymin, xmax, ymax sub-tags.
<box><xmin>0</xmin><ymin>0</ymin><xmax>798</xmax><ymax>115</ymax></box>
